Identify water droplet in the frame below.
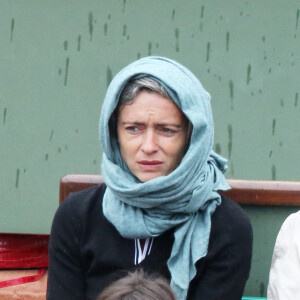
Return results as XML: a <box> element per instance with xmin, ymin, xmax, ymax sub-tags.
<box><xmin>172</xmin><ymin>9</ymin><xmax>175</xmax><ymax>20</ymax></box>
<box><xmin>106</xmin><ymin>66</ymin><xmax>112</xmax><ymax>88</ymax></box>
<box><xmin>272</xmin><ymin>119</ymin><xmax>276</xmax><ymax>135</ymax></box>
<box><xmin>175</xmin><ymin>28</ymin><xmax>179</xmax><ymax>52</ymax></box>
<box><xmin>15</xmin><ymin>168</ymin><xmax>20</xmax><ymax>188</ymax></box>
<box><xmin>229</xmin><ymin>80</ymin><xmax>234</xmax><ymax>109</ymax></box>
<box><xmin>228</xmin><ymin>124</ymin><xmax>232</xmax><ymax>158</ymax></box>
<box><xmin>63</xmin><ymin>40</ymin><xmax>68</xmax><ymax>51</ymax></box>
<box><xmin>247</xmin><ymin>64</ymin><xmax>251</xmax><ymax>85</ymax></box>
<box><xmin>206</xmin><ymin>41</ymin><xmax>211</xmax><ymax>62</ymax></box>
<box><xmin>88</xmin><ymin>12</ymin><xmax>93</xmax><ymax>41</ymax></box>
<box><xmin>77</xmin><ymin>35</ymin><xmax>81</xmax><ymax>51</ymax></box>
<box><xmin>49</xmin><ymin>129</ymin><xmax>54</xmax><ymax>141</ymax></box>
<box><xmin>3</xmin><ymin>108</ymin><xmax>7</xmax><ymax>125</ymax></box>
<box><xmin>64</xmin><ymin>57</ymin><xmax>70</xmax><ymax>86</ymax></box>
<box><xmin>10</xmin><ymin>18</ymin><xmax>15</xmax><ymax>42</ymax></box>
<box><xmin>226</xmin><ymin>32</ymin><xmax>230</xmax><ymax>51</ymax></box>
<box><xmin>148</xmin><ymin>42</ymin><xmax>152</xmax><ymax>56</ymax></box>
<box><xmin>201</xmin><ymin>5</ymin><xmax>204</xmax><ymax>18</ymax></box>
<box><xmin>104</xmin><ymin>23</ymin><xmax>108</xmax><ymax>36</ymax></box>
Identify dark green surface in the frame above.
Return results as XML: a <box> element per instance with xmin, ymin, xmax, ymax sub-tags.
<box><xmin>1</xmin><ymin>0</ymin><xmax>299</xmax><ymax>234</ymax></box>
<box><xmin>242</xmin><ymin>205</ymin><xmax>300</xmax><ymax>297</ymax></box>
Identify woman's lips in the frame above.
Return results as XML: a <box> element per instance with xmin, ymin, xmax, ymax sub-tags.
<box><xmin>137</xmin><ymin>160</ymin><xmax>163</xmax><ymax>171</ymax></box>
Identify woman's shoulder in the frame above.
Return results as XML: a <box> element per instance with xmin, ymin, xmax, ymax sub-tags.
<box><xmin>54</xmin><ymin>183</ymin><xmax>107</xmax><ymax>222</ymax></box>
<box><xmin>211</xmin><ymin>194</ymin><xmax>253</xmax><ymax>241</ymax></box>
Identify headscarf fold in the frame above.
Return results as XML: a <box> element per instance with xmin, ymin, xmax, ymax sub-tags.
<box><xmin>99</xmin><ymin>56</ymin><xmax>230</xmax><ymax>300</ymax></box>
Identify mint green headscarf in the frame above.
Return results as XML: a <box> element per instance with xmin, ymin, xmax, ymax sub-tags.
<box><xmin>99</xmin><ymin>56</ymin><xmax>230</xmax><ymax>300</ymax></box>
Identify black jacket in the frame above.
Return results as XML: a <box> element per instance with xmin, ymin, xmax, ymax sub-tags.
<box><xmin>47</xmin><ymin>184</ymin><xmax>252</xmax><ymax>300</ymax></box>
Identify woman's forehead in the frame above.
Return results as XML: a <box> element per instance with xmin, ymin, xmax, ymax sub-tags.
<box><xmin>117</xmin><ymin>91</ymin><xmax>189</xmax><ymax>125</ymax></box>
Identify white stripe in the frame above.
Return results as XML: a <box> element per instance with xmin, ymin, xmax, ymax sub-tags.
<box><xmin>148</xmin><ymin>238</ymin><xmax>154</xmax><ymax>255</ymax></box>
<box><xmin>134</xmin><ymin>239</ymin><xmax>138</xmax><ymax>265</ymax></box>
<box><xmin>140</xmin><ymin>238</ymin><xmax>149</xmax><ymax>262</ymax></box>
<box><xmin>134</xmin><ymin>238</ymin><xmax>154</xmax><ymax>264</ymax></box>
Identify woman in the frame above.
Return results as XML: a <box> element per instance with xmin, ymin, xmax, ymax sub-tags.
<box><xmin>47</xmin><ymin>57</ymin><xmax>252</xmax><ymax>300</ymax></box>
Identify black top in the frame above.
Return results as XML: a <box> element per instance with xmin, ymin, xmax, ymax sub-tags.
<box><xmin>47</xmin><ymin>184</ymin><xmax>252</xmax><ymax>300</ymax></box>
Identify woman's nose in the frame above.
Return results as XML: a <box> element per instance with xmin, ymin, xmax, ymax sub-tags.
<box><xmin>141</xmin><ymin>130</ymin><xmax>158</xmax><ymax>153</ymax></box>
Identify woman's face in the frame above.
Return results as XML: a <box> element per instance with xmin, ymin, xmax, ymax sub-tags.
<box><xmin>117</xmin><ymin>91</ymin><xmax>189</xmax><ymax>182</ymax></box>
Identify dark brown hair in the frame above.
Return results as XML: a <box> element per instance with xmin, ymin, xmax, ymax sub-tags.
<box><xmin>97</xmin><ymin>269</ymin><xmax>177</xmax><ymax>300</ymax></box>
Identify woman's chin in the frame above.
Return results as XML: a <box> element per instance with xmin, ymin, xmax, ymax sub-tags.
<box><xmin>137</xmin><ymin>172</ymin><xmax>164</xmax><ymax>182</ymax></box>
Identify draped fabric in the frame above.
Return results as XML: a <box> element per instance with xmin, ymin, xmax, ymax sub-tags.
<box><xmin>99</xmin><ymin>56</ymin><xmax>230</xmax><ymax>300</ymax></box>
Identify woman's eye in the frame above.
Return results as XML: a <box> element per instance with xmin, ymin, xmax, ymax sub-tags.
<box><xmin>125</xmin><ymin>126</ymin><xmax>139</xmax><ymax>133</ymax></box>
<box><xmin>159</xmin><ymin>127</ymin><xmax>176</xmax><ymax>135</ymax></box>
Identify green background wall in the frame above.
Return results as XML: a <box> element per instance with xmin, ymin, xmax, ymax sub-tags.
<box><xmin>1</xmin><ymin>1</ymin><xmax>300</xmax><ymax>297</ymax></box>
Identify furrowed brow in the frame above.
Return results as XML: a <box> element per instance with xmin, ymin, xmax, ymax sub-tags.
<box><xmin>121</xmin><ymin>121</ymin><xmax>145</xmax><ymax>126</ymax></box>
<box><xmin>157</xmin><ymin>123</ymin><xmax>183</xmax><ymax>128</ymax></box>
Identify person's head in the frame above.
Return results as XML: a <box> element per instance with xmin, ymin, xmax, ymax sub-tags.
<box><xmin>113</xmin><ymin>76</ymin><xmax>191</xmax><ymax>182</ymax></box>
<box><xmin>100</xmin><ymin>56</ymin><xmax>218</xmax><ymax>185</ymax></box>
<box><xmin>97</xmin><ymin>269</ymin><xmax>177</xmax><ymax>300</ymax></box>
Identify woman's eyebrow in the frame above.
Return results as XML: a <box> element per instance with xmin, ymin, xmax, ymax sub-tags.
<box><xmin>121</xmin><ymin>121</ymin><xmax>183</xmax><ymax>128</ymax></box>
<box><xmin>157</xmin><ymin>123</ymin><xmax>183</xmax><ymax>128</ymax></box>
<box><xmin>121</xmin><ymin>121</ymin><xmax>144</xmax><ymax>126</ymax></box>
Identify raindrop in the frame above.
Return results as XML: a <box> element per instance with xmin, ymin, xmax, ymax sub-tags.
<box><xmin>175</xmin><ymin>28</ymin><xmax>179</xmax><ymax>52</ymax></box>
<box><xmin>206</xmin><ymin>41</ymin><xmax>211</xmax><ymax>62</ymax></box>
<box><xmin>63</xmin><ymin>40</ymin><xmax>68</xmax><ymax>51</ymax></box>
<box><xmin>15</xmin><ymin>168</ymin><xmax>20</xmax><ymax>188</ymax></box>
<box><xmin>226</xmin><ymin>32</ymin><xmax>230</xmax><ymax>51</ymax></box>
<box><xmin>172</xmin><ymin>9</ymin><xmax>175</xmax><ymax>20</ymax></box>
<box><xmin>104</xmin><ymin>23</ymin><xmax>108</xmax><ymax>36</ymax></box>
<box><xmin>64</xmin><ymin>57</ymin><xmax>70</xmax><ymax>86</ymax></box>
<box><xmin>201</xmin><ymin>5</ymin><xmax>204</xmax><ymax>18</ymax></box>
<box><xmin>229</xmin><ymin>80</ymin><xmax>234</xmax><ymax>109</ymax></box>
<box><xmin>49</xmin><ymin>129</ymin><xmax>54</xmax><ymax>141</ymax></box>
<box><xmin>228</xmin><ymin>124</ymin><xmax>232</xmax><ymax>158</ymax></box>
<box><xmin>88</xmin><ymin>12</ymin><xmax>93</xmax><ymax>41</ymax></box>
<box><xmin>3</xmin><ymin>108</ymin><xmax>7</xmax><ymax>125</ymax></box>
<box><xmin>106</xmin><ymin>66</ymin><xmax>112</xmax><ymax>88</ymax></box>
<box><xmin>246</xmin><ymin>64</ymin><xmax>251</xmax><ymax>85</ymax></box>
<box><xmin>272</xmin><ymin>119</ymin><xmax>276</xmax><ymax>135</ymax></box>
<box><xmin>10</xmin><ymin>18</ymin><xmax>15</xmax><ymax>42</ymax></box>
<box><xmin>77</xmin><ymin>35</ymin><xmax>81</xmax><ymax>51</ymax></box>
<box><xmin>148</xmin><ymin>42</ymin><xmax>152</xmax><ymax>56</ymax></box>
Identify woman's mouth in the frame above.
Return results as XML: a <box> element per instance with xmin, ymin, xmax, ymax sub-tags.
<box><xmin>137</xmin><ymin>160</ymin><xmax>163</xmax><ymax>171</ymax></box>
